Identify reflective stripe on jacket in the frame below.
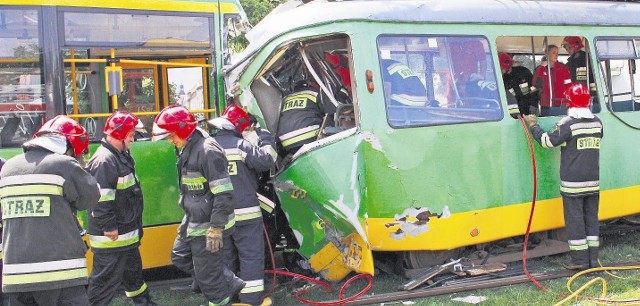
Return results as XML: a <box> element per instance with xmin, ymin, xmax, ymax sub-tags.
<box><xmin>531</xmin><ymin>115</ymin><xmax>603</xmax><ymax>196</ymax></box>
<box><xmin>176</xmin><ymin>130</ymin><xmax>235</xmax><ymax>237</ymax></box>
<box><xmin>214</xmin><ymin>128</ymin><xmax>276</xmax><ymax>224</ymax></box>
<box><xmin>0</xmin><ymin>147</ymin><xmax>100</xmax><ymax>293</ymax></box>
<box><xmin>86</xmin><ymin>139</ymin><xmax>144</xmax><ymax>253</ymax></box>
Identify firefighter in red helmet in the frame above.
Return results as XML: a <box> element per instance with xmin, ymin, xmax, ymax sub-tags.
<box><xmin>85</xmin><ymin>111</ymin><xmax>157</xmax><ymax>306</ymax></box>
<box><xmin>210</xmin><ymin>104</ymin><xmax>277</xmax><ymax>306</ymax></box>
<box><xmin>524</xmin><ymin>82</ymin><xmax>603</xmax><ymax>270</ymax></box>
<box><xmin>562</xmin><ymin>36</ymin><xmax>598</xmax><ymax>106</ymax></box>
<box><xmin>499</xmin><ymin>52</ymin><xmax>538</xmax><ymax>116</ymax></box>
<box><xmin>0</xmin><ymin>115</ymin><xmax>100</xmax><ymax>305</ymax></box>
<box><xmin>152</xmin><ymin>105</ymin><xmax>244</xmax><ymax>305</ymax></box>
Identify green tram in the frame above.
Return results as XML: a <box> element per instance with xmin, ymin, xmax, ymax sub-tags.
<box><xmin>0</xmin><ymin>0</ymin><xmax>249</xmax><ymax>269</ymax></box>
<box><xmin>225</xmin><ymin>0</ymin><xmax>640</xmax><ymax>281</ymax></box>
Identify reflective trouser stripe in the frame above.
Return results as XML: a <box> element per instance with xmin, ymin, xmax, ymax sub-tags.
<box><xmin>568</xmin><ymin>239</ymin><xmax>588</xmax><ymax>251</ymax></box>
<box><xmin>125</xmin><ymin>282</ymin><xmax>148</xmax><ymax>297</ymax></box>
<box><xmin>241</xmin><ymin>279</ymin><xmax>264</xmax><ymax>294</ymax></box>
<box><xmin>209</xmin><ymin>297</ymin><xmax>230</xmax><ymax>306</ymax></box>
<box><xmin>587</xmin><ymin>236</ymin><xmax>600</xmax><ymax>247</ymax></box>
<box><xmin>89</xmin><ymin>229</ymin><xmax>140</xmax><ymax>249</ymax></box>
<box><xmin>560</xmin><ymin>180</ymin><xmax>599</xmax><ymax>194</ymax></box>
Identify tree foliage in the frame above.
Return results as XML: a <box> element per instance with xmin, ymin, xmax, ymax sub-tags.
<box><xmin>240</xmin><ymin>0</ymin><xmax>280</xmax><ymax>26</ymax></box>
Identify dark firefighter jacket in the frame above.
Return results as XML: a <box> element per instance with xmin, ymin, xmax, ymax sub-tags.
<box><xmin>566</xmin><ymin>50</ymin><xmax>596</xmax><ymax>93</ymax></box>
<box><xmin>530</xmin><ymin>114</ymin><xmax>603</xmax><ymax>197</ymax></box>
<box><xmin>277</xmin><ymin>85</ymin><xmax>336</xmax><ymax>151</ymax></box>
<box><xmin>214</xmin><ymin>128</ymin><xmax>277</xmax><ymax>224</ymax></box>
<box><xmin>177</xmin><ymin>128</ymin><xmax>235</xmax><ymax>238</ymax></box>
<box><xmin>86</xmin><ymin>139</ymin><xmax>144</xmax><ymax>253</ymax></box>
<box><xmin>0</xmin><ymin>136</ymin><xmax>100</xmax><ymax>293</ymax></box>
<box><xmin>503</xmin><ymin>65</ymin><xmax>538</xmax><ymax>115</ymax></box>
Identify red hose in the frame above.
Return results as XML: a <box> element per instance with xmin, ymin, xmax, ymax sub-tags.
<box><xmin>262</xmin><ymin>224</ymin><xmax>373</xmax><ymax>305</ymax></box>
<box><xmin>517</xmin><ymin>114</ymin><xmax>549</xmax><ymax>292</ymax></box>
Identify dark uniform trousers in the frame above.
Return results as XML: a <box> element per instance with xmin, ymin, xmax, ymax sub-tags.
<box><xmin>224</xmin><ymin>221</ymin><xmax>264</xmax><ymax>305</ymax></box>
<box><xmin>172</xmin><ymin>235</ymin><xmax>231</xmax><ymax>304</ymax></box>
<box><xmin>563</xmin><ymin>193</ymin><xmax>600</xmax><ymax>266</ymax></box>
<box><xmin>6</xmin><ymin>286</ymin><xmax>88</xmax><ymax>306</ymax></box>
<box><xmin>88</xmin><ymin>248</ymin><xmax>149</xmax><ymax>306</ymax></box>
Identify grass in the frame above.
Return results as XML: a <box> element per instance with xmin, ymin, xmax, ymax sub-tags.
<box><xmin>110</xmin><ymin>226</ymin><xmax>640</xmax><ymax>306</ymax></box>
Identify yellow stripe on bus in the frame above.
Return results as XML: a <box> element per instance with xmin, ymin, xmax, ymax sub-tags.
<box><xmin>3</xmin><ymin>0</ymin><xmax>241</xmax><ymax>14</ymax></box>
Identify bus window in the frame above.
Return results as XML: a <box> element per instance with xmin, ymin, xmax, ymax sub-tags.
<box><xmin>377</xmin><ymin>35</ymin><xmax>502</xmax><ymax>128</ymax></box>
<box><xmin>0</xmin><ymin>9</ymin><xmax>44</xmax><ymax>147</ymax></box>
<box><xmin>167</xmin><ymin>66</ymin><xmax>206</xmax><ymax>122</ymax></box>
<box><xmin>596</xmin><ymin>38</ymin><xmax>640</xmax><ymax>120</ymax></box>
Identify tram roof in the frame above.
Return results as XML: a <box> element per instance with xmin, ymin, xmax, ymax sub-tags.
<box><xmin>230</xmin><ymin>0</ymin><xmax>640</xmax><ymax>69</ymax></box>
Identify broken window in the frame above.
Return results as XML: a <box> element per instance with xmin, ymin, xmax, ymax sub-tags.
<box><xmin>377</xmin><ymin>35</ymin><xmax>502</xmax><ymax>128</ymax></box>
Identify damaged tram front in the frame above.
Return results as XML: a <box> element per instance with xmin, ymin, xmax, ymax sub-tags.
<box><xmin>225</xmin><ymin>0</ymin><xmax>640</xmax><ymax>281</ymax></box>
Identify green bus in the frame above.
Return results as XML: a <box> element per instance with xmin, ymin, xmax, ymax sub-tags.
<box><xmin>0</xmin><ymin>0</ymin><xmax>249</xmax><ymax>269</ymax></box>
<box><xmin>225</xmin><ymin>0</ymin><xmax>640</xmax><ymax>281</ymax></box>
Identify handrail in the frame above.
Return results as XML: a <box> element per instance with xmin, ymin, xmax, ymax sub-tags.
<box><xmin>63</xmin><ymin>58</ymin><xmax>213</xmax><ymax>68</ymax></box>
<box><xmin>67</xmin><ymin>108</ymin><xmax>217</xmax><ymax>119</ymax></box>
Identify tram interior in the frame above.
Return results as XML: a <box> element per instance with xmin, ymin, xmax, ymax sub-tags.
<box><xmin>497</xmin><ymin>35</ymin><xmax>640</xmax><ymax>124</ymax></box>
<box><xmin>249</xmin><ymin>34</ymin><xmax>355</xmax><ymax>141</ymax></box>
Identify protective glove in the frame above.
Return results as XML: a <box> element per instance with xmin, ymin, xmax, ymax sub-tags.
<box><xmin>524</xmin><ymin>114</ymin><xmax>538</xmax><ymax>127</ymax></box>
<box><xmin>206</xmin><ymin>227</ymin><xmax>223</xmax><ymax>253</ymax></box>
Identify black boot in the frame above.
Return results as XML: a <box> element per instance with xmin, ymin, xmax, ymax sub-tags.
<box><xmin>589</xmin><ymin>247</ymin><xmax>600</xmax><ymax>268</ymax></box>
<box><xmin>190</xmin><ymin>278</ymin><xmax>201</xmax><ymax>293</ymax></box>
<box><xmin>563</xmin><ymin>249</ymin><xmax>589</xmax><ymax>270</ymax></box>
<box><xmin>131</xmin><ymin>292</ymin><xmax>158</xmax><ymax>306</ymax></box>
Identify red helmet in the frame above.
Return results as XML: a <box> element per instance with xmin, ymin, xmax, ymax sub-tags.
<box><xmin>103</xmin><ymin>111</ymin><xmax>144</xmax><ymax>140</ymax></box>
<box><xmin>563</xmin><ymin>36</ymin><xmax>584</xmax><ymax>49</ymax></box>
<box><xmin>152</xmin><ymin>105</ymin><xmax>197</xmax><ymax>140</ymax></box>
<box><xmin>35</xmin><ymin>115</ymin><xmax>89</xmax><ymax>157</ymax></box>
<box><xmin>565</xmin><ymin>82</ymin><xmax>591</xmax><ymax>108</ymax></box>
<box><xmin>221</xmin><ymin>104</ymin><xmax>250</xmax><ymax>133</ymax></box>
<box><xmin>498</xmin><ymin>52</ymin><xmax>514</xmax><ymax>70</ymax></box>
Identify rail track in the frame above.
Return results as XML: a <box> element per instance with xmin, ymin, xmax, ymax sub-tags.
<box><xmin>143</xmin><ymin>223</ymin><xmax>639</xmax><ymax>305</ymax></box>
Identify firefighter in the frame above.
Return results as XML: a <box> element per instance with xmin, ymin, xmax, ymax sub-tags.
<box><xmin>381</xmin><ymin>58</ymin><xmax>428</xmax><ymax>107</ymax></box>
<box><xmin>85</xmin><ymin>111</ymin><xmax>156</xmax><ymax>306</ymax></box>
<box><xmin>562</xmin><ymin>36</ymin><xmax>598</xmax><ymax>107</ymax></box>
<box><xmin>499</xmin><ymin>52</ymin><xmax>538</xmax><ymax>116</ymax></box>
<box><xmin>276</xmin><ymin>78</ymin><xmax>337</xmax><ymax>156</ymax></box>
<box><xmin>209</xmin><ymin>104</ymin><xmax>277</xmax><ymax>306</ymax></box>
<box><xmin>0</xmin><ymin>115</ymin><xmax>100</xmax><ymax>305</ymax></box>
<box><xmin>524</xmin><ymin>82</ymin><xmax>603</xmax><ymax>270</ymax></box>
<box><xmin>562</xmin><ymin>36</ymin><xmax>596</xmax><ymax>94</ymax></box>
<box><xmin>151</xmin><ymin>105</ymin><xmax>244</xmax><ymax>306</ymax></box>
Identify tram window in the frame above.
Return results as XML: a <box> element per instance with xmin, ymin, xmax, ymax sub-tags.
<box><xmin>0</xmin><ymin>9</ymin><xmax>44</xmax><ymax>148</ymax></box>
<box><xmin>596</xmin><ymin>38</ymin><xmax>640</xmax><ymax>115</ymax></box>
<box><xmin>497</xmin><ymin>36</ymin><xmax>600</xmax><ymax>118</ymax></box>
<box><xmin>377</xmin><ymin>35</ymin><xmax>502</xmax><ymax>128</ymax></box>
